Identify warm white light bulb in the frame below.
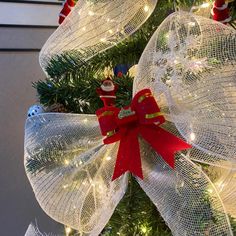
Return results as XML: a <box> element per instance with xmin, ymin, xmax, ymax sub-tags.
<box><xmin>207</xmin><ymin>188</ymin><xmax>213</xmax><ymax>194</ymax></box>
<box><xmin>100</xmin><ymin>38</ymin><xmax>106</xmax><ymax>42</ymax></box>
<box><xmin>165</xmin><ymin>33</ymin><xmax>169</xmax><ymax>39</ymax></box>
<box><xmin>65</xmin><ymin>227</ymin><xmax>72</xmax><ymax>234</ymax></box>
<box><xmin>106</xmin><ymin>156</ymin><xmax>112</xmax><ymax>161</ymax></box>
<box><xmin>144</xmin><ymin>5</ymin><xmax>149</xmax><ymax>12</ymax></box>
<box><xmin>201</xmin><ymin>3</ymin><xmax>210</xmax><ymax>8</ymax></box>
<box><xmin>88</xmin><ymin>11</ymin><xmax>95</xmax><ymax>16</ymax></box>
<box><xmin>188</xmin><ymin>22</ymin><xmax>196</xmax><ymax>27</ymax></box>
<box><xmin>63</xmin><ymin>184</ymin><xmax>68</xmax><ymax>189</ymax></box>
<box><xmin>141</xmin><ymin>226</ymin><xmax>147</xmax><ymax>233</ymax></box>
<box><xmin>64</xmin><ymin>159</ymin><xmax>69</xmax><ymax>165</ymax></box>
<box><xmin>216</xmin><ymin>181</ymin><xmax>224</xmax><ymax>188</ymax></box>
<box><xmin>190</xmin><ymin>132</ymin><xmax>196</xmax><ymax>141</ymax></box>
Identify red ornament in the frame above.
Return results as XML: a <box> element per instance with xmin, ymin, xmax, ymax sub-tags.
<box><xmin>96</xmin><ymin>89</ymin><xmax>191</xmax><ymax>181</ymax></box>
<box><xmin>211</xmin><ymin>0</ymin><xmax>231</xmax><ymax>24</ymax></box>
<box><xmin>59</xmin><ymin>0</ymin><xmax>75</xmax><ymax>25</ymax></box>
<box><xmin>117</xmin><ymin>71</ymin><xmax>123</xmax><ymax>78</ymax></box>
<box><xmin>96</xmin><ymin>78</ymin><xmax>118</xmax><ymax>107</ymax></box>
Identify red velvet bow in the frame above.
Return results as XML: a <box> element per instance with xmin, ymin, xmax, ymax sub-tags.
<box><xmin>96</xmin><ymin>89</ymin><xmax>191</xmax><ymax>181</ymax></box>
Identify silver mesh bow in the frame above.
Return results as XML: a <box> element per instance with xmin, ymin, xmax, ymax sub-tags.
<box><xmin>39</xmin><ymin>0</ymin><xmax>157</xmax><ymax>72</ymax></box>
<box><xmin>25</xmin><ymin>6</ymin><xmax>236</xmax><ymax>236</ymax></box>
<box><xmin>25</xmin><ymin>224</ymin><xmax>46</xmax><ymax>236</ymax></box>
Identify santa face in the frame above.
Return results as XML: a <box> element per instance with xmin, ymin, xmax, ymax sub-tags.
<box><xmin>101</xmin><ymin>80</ymin><xmax>115</xmax><ymax>92</ymax></box>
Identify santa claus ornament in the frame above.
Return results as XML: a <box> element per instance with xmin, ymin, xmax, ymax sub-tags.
<box><xmin>211</xmin><ymin>0</ymin><xmax>231</xmax><ymax>23</ymax></box>
<box><xmin>59</xmin><ymin>0</ymin><xmax>75</xmax><ymax>24</ymax></box>
<box><xmin>96</xmin><ymin>78</ymin><xmax>118</xmax><ymax>107</ymax></box>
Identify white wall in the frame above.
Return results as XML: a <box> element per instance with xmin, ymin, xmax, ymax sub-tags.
<box><xmin>0</xmin><ymin>2</ymin><xmax>60</xmax><ymax>26</ymax></box>
<box><xmin>0</xmin><ymin>1</ymin><xmax>65</xmax><ymax>235</ymax></box>
<box><xmin>0</xmin><ymin>52</ymin><xmax>64</xmax><ymax>236</ymax></box>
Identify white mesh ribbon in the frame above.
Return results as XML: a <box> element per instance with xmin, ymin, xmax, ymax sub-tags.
<box><xmin>25</xmin><ymin>10</ymin><xmax>236</xmax><ymax>236</ymax></box>
<box><xmin>133</xmin><ymin>11</ymin><xmax>236</xmax><ymax>167</ymax></box>
<box><xmin>25</xmin><ymin>224</ymin><xmax>46</xmax><ymax>236</ymax></box>
<box><xmin>25</xmin><ymin>114</ymin><xmax>128</xmax><ymax>235</ymax></box>
<box><xmin>133</xmin><ymin>11</ymin><xmax>236</xmax><ymax>235</ymax></box>
<box><xmin>39</xmin><ymin>0</ymin><xmax>158</xmax><ymax>72</ymax></box>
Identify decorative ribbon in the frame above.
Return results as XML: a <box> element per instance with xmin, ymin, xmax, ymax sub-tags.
<box><xmin>25</xmin><ymin>10</ymin><xmax>236</xmax><ymax>236</ymax></box>
<box><xmin>96</xmin><ymin>89</ymin><xmax>191</xmax><ymax>180</ymax></box>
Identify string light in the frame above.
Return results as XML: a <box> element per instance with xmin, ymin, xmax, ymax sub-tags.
<box><xmin>63</xmin><ymin>184</ymin><xmax>69</xmax><ymax>189</ymax></box>
<box><xmin>174</xmin><ymin>59</ymin><xmax>179</xmax><ymax>64</ymax></box>
<box><xmin>207</xmin><ymin>188</ymin><xmax>213</xmax><ymax>194</ymax></box>
<box><xmin>201</xmin><ymin>3</ymin><xmax>210</xmax><ymax>8</ymax></box>
<box><xmin>144</xmin><ymin>5</ymin><xmax>149</xmax><ymax>12</ymax></box>
<box><xmin>88</xmin><ymin>10</ymin><xmax>95</xmax><ymax>16</ymax></box>
<box><xmin>190</xmin><ymin>2</ymin><xmax>211</xmax><ymax>12</ymax></box>
<box><xmin>106</xmin><ymin>156</ymin><xmax>112</xmax><ymax>161</ymax></box>
<box><xmin>190</xmin><ymin>132</ymin><xmax>196</xmax><ymax>141</ymax></box>
<box><xmin>65</xmin><ymin>226</ymin><xmax>72</xmax><ymax>236</ymax></box>
<box><xmin>165</xmin><ymin>33</ymin><xmax>169</xmax><ymax>39</ymax></box>
<box><xmin>64</xmin><ymin>159</ymin><xmax>70</xmax><ymax>165</ymax></box>
<box><xmin>100</xmin><ymin>38</ymin><xmax>106</xmax><ymax>42</ymax></box>
<box><xmin>83</xmin><ymin>118</ymin><xmax>88</xmax><ymax>123</ymax></box>
<box><xmin>141</xmin><ymin>226</ymin><xmax>148</xmax><ymax>233</ymax></box>
<box><xmin>188</xmin><ymin>22</ymin><xmax>196</xmax><ymax>27</ymax></box>
<box><xmin>108</xmin><ymin>29</ymin><xmax>113</xmax><ymax>34</ymax></box>
<box><xmin>216</xmin><ymin>181</ymin><xmax>225</xmax><ymax>190</ymax></box>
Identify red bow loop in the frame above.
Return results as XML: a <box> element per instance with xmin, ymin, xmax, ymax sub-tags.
<box><xmin>96</xmin><ymin>89</ymin><xmax>191</xmax><ymax>181</ymax></box>
<box><xmin>131</xmin><ymin>89</ymin><xmax>165</xmax><ymax>125</ymax></box>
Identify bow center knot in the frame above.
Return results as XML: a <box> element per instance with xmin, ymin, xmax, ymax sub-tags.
<box><xmin>118</xmin><ymin>107</ymin><xmax>136</xmax><ymax>119</ymax></box>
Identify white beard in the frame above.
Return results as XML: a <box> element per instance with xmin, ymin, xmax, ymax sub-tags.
<box><xmin>101</xmin><ymin>84</ymin><xmax>115</xmax><ymax>92</ymax></box>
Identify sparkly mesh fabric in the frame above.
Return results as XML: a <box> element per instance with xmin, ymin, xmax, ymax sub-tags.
<box><xmin>133</xmin><ymin>12</ymin><xmax>236</xmax><ymax>166</ymax></box>
<box><xmin>132</xmin><ymin>11</ymin><xmax>236</xmax><ymax>235</ymax></box>
<box><xmin>39</xmin><ymin>0</ymin><xmax>158</xmax><ymax>72</ymax></box>
<box><xmin>137</xmin><ymin>141</ymin><xmax>233</xmax><ymax>236</ymax></box>
<box><xmin>25</xmin><ymin>10</ymin><xmax>236</xmax><ymax>236</ymax></box>
<box><xmin>25</xmin><ymin>114</ymin><xmax>128</xmax><ymax>235</ymax></box>
<box><xmin>25</xmin><ymin>224</ymin><xmax>44</xmax><ymax>236</ymax></box>
<box><xmin>210</xmin><ymin>166</ymin><xmax>236</xmax><ymax>219</ymax></box>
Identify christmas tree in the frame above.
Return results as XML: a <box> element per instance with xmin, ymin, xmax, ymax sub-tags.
<box><xmin>25</xmin><ymin>0</ymin><xmax>236</xmax><ymax>235</ymax></box>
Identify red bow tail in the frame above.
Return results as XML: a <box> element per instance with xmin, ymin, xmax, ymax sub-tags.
<box><xmin>139</xmin><ymin>125</ymin><xmax>192</xmax><ymax>169</ymax></box>
<box><xmin>112</xmin><ymin>126</ymin><xmax>143</xmax><ymax>180</ymax></box>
